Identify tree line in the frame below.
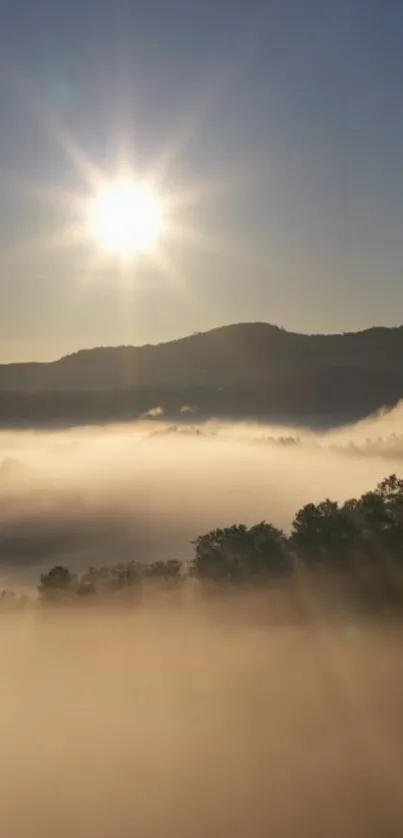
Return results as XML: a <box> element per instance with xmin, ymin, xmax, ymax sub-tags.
<box><xmin>2</xmin><ymin>474</ymin><xmax>403</xmax><ymax>612</ymax></box>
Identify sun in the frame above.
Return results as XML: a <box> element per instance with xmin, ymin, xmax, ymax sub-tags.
<box><xmin>90</xmin><ymin>180</ymin><xmax>163</xmax><ymax>255</ymax></box>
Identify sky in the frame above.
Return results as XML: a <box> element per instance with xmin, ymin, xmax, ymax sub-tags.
<box><xmin>1</xmin><ymin>0</ymin><xmax>403</xmax><ymax>360</ymax></box>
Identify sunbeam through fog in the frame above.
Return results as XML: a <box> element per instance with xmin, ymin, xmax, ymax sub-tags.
<box><xmin>1</xmin><ymin>404</ymin><xmax>403</xmax><ymax>589</ymax></box>
<box><xmin>0</xmin><ymin>410</ymin><xmax>403</xmax><ymax>838</ymax></box>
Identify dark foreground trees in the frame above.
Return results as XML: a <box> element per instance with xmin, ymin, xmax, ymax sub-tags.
<box><xmin>192</xmin><ymin>523</ymin><xmax>291</xmax><ymax>583</ymax></box>
<box><xmin>291</xmin><ymin>499</ymin><xmax>359</xmax><ymax>568</ymax></box>
<box><xmin>37</xmin><ymin>559</ymin><xmax>183</xmax><ymax>604</ymax></box>
<box><xmin>1</xmin><ymin>473</ymin><xmax>402</xmax><ymax>613</ymax></box>
<box><xmin>38</xmin><ymin>566</ymin><xmax>78</xmax><ymax>603</ymax></box>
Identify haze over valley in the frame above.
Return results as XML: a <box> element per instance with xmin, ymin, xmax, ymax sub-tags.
<box><xmin>3</xmin><ymin>0</ymin><xmax>403</xmax><ymax>833</ymax></box>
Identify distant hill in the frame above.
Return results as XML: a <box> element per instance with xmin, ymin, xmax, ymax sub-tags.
<box><xmin>0</xmin><ymin>322</ymin><xmax>403</xmax><ymax>426</ymax></box>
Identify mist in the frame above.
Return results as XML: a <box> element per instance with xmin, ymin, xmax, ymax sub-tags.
<box><xmin>2</xmin><ymin>407</ymin><xmax>403</xmax><ymax>835</ymax></box>
<box><xmin>0</xmin><ymin>402</ymin><xmax>403</xmax><ymax>588</ymax></box>
<box><xmin>2</xmin><ymin>603</ymin><xmax>403</xmax><ymax>837</ymax></box>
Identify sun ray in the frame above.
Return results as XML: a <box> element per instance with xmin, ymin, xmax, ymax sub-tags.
<box><xmin>9</xmin><ymin>70</ymin><xmax>104</xmax><ymax>190</ymax></box>
<box><xmin>151</xmin><ymin>246</ymin><xmax>189</xmax><ymax>294</ymax></box>
<box><xmin>3</xmin><ymin>220</ymin><xmax>89</xmax><ymax>270</ymax></box>
<box><xmin>0</xmin><ymin>169</ymin><xmax>88</xmax><ymax>214</ymax></box>
<box><xmin>1</xmin><ymin>61</ymin><xmax>271</xmax><ymax>307</ymax></box>
<box><xmin>168</xmin><ymin>162</ymin><xmax>269</xmax><ymax>212</ymax></box>
<box><xmin>0</xmin><ymin>33</ymin><xmax>277</xmax><ymax>314</ymax></box>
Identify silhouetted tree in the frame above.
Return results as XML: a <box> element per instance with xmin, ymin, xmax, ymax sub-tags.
<box><xmin>291</xmin><ymin>499</ymin><xmax>359</xmax><ymax>568</ymax></box>
<box><xmin>352</xmin><ymin>476</ymin><xmax>403</xmax><ymax>607</ymax></box>
<box><xmin>79</xmin><ymin>561</ymin><xmax>141</xmax><ymax>598</ymax></box>
<box><xmin>376</xmin><ymin>474</ymin><xmax>403</xmax><ymax>503</ymax></box>
<box><xmin>38</xmin><ymin>565</ymin><xmax>78</xmax><ymax>602</ymax></box>
<box><xmin>340</xmin><ymin>475</ymin><xmax>403</xmax><ymax>562</ymax></box>
<box><xmin>146</xmin><ymin>559</ymin><xmax>182</xmax><ymax>581</ymax></box>
<box><xmin>192</xmin><ymin>522</ymin><xmax>290</xmax><ymax>583</ymax></box>
<box><xmin>290</xmin><ymin>476</ymin><xmax>403</xmax><ymax>609</ymax></box>
<box><xmin>142</xmin><ymin>559</ymin><xmax>183</xmax><ymax>602</ymax></box>
<box><xmin>31</xmin><ymin>473</ymin><xmax>403</xmax><ymax>614</ymax></box>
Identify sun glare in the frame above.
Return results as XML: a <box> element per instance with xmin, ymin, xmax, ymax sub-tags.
<box><xmin>90</xmin><ymin>180</ymin><xmax>163</xmax><ymax>255</ymax></box>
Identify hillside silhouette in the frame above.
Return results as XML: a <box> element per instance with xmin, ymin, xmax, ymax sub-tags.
<box><xmin>0</xmin><ymin>322</ymin><xmax>403</xmax><ymax>425</ymax></box>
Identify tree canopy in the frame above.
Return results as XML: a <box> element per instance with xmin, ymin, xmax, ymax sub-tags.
<box><xmin>1</xmin><ymin>473</ymin><xmax>402</xmax><ymax>613</ymax></box>
<box><xmin>192</xmin><ymin>522</ymin><xmax>290</xmax><ymax>583</ymax></box>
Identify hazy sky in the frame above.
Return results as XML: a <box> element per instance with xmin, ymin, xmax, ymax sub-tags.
<box><xmin>1</xmin><ymin>0</ymin><xmax>403</xmax><ymax>360</ymax></box>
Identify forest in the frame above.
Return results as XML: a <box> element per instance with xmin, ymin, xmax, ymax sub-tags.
<box><xmin>4</xmin><ymin>473</ymin><xmax>403</xmax><ymax>615</ymax></box>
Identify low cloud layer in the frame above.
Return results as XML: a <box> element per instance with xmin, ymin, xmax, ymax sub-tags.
<box><xmin>2</xmin><ymin>405</ymin><xmax>403</xmax><ymax>835</ymax></box>
<box><xmin>2</xmin><ymin>607</ymin><xmax>403</xmax><ymax>837</ymax></box>
<box><xmin>1</xmin><ymin>401</ymin><xmax>403</xmax><ymax>587</ymax></box>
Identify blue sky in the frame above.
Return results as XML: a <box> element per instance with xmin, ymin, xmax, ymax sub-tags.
<box><xmin>1</xmin><ymin>0</ymin><xmax>403</xmax><ymax>359</ymax></box>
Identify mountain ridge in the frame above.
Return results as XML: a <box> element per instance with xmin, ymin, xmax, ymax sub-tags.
<box><xmin>1</xmin><ymin>321</ymin><xmax>403</xmax><ymax>389</ymax></box>
<box><xmin>0</xmin><ymin>322</ymin><xmax>402</xmax><ymax>426</ymax></box>
<box><xmin>2</xmin><ymin>321</ymin><xmax>403</xmax><ymax>369</ymax></box>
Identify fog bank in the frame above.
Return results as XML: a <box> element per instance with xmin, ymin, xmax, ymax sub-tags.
<box><xmin>1</xmin><ymin>606</ymin><xmax>403</xmax><ymax>837</ymax></box>
<box><xmin>0</xmin><ymin>403</ymin><xmax>403</xmax><ymax>587</ymax></box>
